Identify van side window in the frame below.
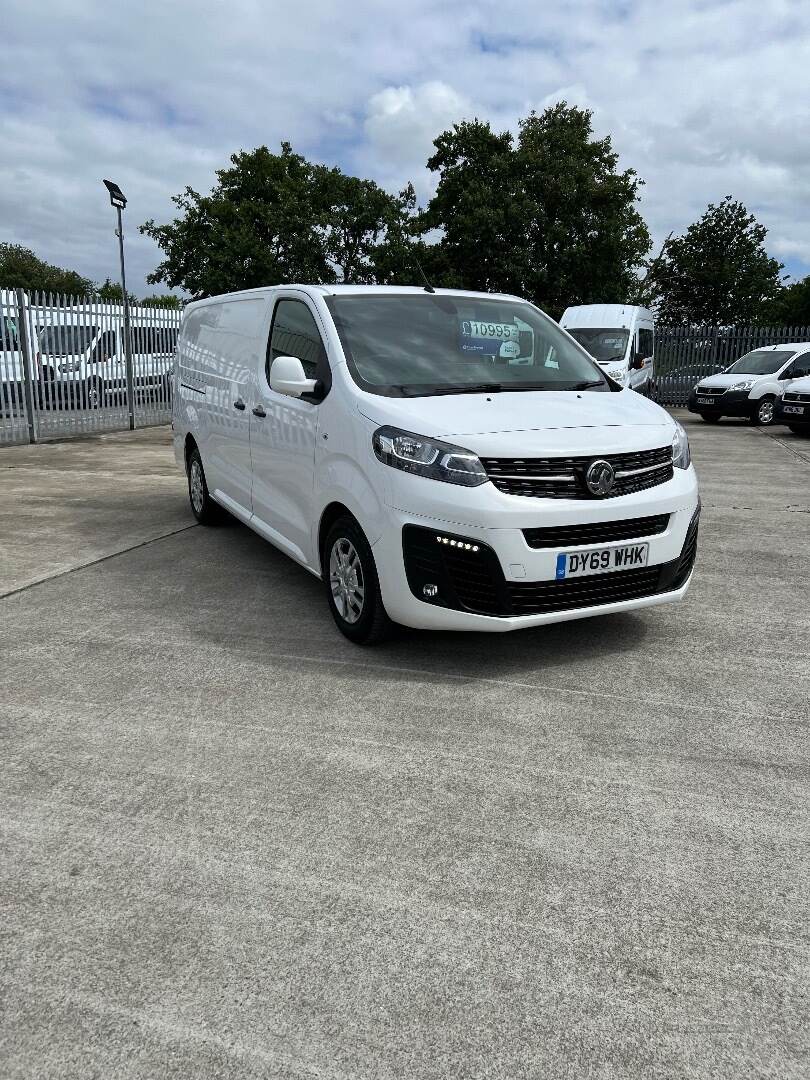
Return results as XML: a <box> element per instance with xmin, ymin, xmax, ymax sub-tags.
<box><xmin>788</xmin><ymin>352</ymin><xmax>810</xmax><ymax>379</ymax></box>
<box><xmin>267</xmin><ymin>299</ymin><xmax>329</xmax><ymax>386</ymax></box>
<box><xmin>638</xmin><ymin>328</ymin><xmax>654</xmax><ymax>358</ymax></box>
<box><xmin>93</xmin><ymin>329</ymin><xmax>117</xmax><ymax>362</ymax></box>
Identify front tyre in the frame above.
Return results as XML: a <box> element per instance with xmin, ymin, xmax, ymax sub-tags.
<box><xmin>324</xmin><ymin>516</ymin><xmax>393</xmax><ymax>645</ymax></box>
<box><xmin>87</xmin><ymin>377</ymin><xmax>104</xmax><ymax>409</ymax></box>
<box><xmin>187</xmin><ymin>447</ymin><xmax>222</xmax><ymax>525</ymax></box>
<box><xmin>699</xmin><ymin>412</ymin><xmax>721</xmax><ymax>423</ymax></box>
<box><xmin>752</xmin><ymin>396</ymin><xmax>776</xmax><ymax>425</ymax></box>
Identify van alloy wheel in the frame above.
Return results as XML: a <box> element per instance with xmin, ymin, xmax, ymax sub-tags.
<box><xmin>189</xmin><ymin>459</ymin><xmax>205</xmax><ymax>515</ymax></box>
<box><xmin>329</xmin><ymin>538</ymin><xmax>365</xmax><ymax>624</ymax></box>
<box><xmin>755</xmin><ymin>397</ymin><xmax>775</xmax><ymax>425</ymax></box>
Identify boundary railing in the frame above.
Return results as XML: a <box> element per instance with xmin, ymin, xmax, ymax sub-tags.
<box><xmin>1</xmin><ymin>289</ymin><xmax>182</xmax><ymax>445</ymax></box>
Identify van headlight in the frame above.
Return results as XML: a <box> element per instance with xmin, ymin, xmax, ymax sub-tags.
<box><xmin>672</xmin><ymin>421</ymin><xmax>691</xmax><ymax>469</ymax></box>
<box><xmin>372</xmin><ymin>426</ymin><xmax>489</xmax><ymax>487</ymax></box>
<box><xmin>731</xmin><ymin>380</ymin><xmax>755</xmax><ymax>391</ymax></box>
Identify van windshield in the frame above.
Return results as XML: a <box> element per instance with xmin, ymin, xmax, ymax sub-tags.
<box><xmin>38</xmin><ymin>325</ymin><xmax>99</xmax><ymax>356</ymax></box>
<box><xmin>327</xmin><ymin>294</ymin><xmax>608</xmax><ymax>397</ymax></box>
<box><xmin>725</xmin><ymin>349</ymin><xmax>795</xmax><ymax>375</ymax></box>
<box><xmin>566</xmin><ymin>327</ymin><xmax>630</xmax><ymax>363</ymax></box>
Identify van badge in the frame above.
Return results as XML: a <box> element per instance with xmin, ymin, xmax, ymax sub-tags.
<box><xmin>585</xmin><ymin>459</ymin><xmax>615</xmax><ymax>497</ymax></box>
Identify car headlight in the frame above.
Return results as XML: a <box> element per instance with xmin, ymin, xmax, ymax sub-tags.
<box><xmin>672</xmin><ymin>421</ymin><xmax>691</xmax><ymax>470</ymax></box>
<box><xmin>731</xmin><ymin>380</ymin><xmax>755</xmax><ymax>391</ymax></box>
<box><xmin>607</xmin><ymin>367</ymin><xmax>626</xmax><ymax>383</ymax></box>
<box><xmin>58</xmin><ymin>360</ymin><xmax>82</xmax><ymax>373</ymax></box>
<box><xmin>372</xmin><ymin>426</ymin><xmax>488</xmax><ymax>487</ymax></box>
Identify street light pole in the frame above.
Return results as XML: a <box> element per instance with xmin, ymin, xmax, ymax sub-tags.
<box><xmin>103</xmin><ymin>180</ymin><xmax>135</xmax><ymax>430</ymax></box>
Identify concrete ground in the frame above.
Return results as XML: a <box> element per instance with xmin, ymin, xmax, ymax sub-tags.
<box><xmin>1</xmin><ymin>414</ymin><xmax>808</xmax><ymax>1079</ymax></box>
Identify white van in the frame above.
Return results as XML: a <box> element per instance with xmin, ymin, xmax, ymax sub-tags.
<box><xmin>39</xmin><ymin>307</ymin><xmax>177</xmax><ymax>407</ymax></box>
<box><xmin>0</xmin><ymin>289</ymin><xmax>39</xmax><ymax>411</ymax></box>
<box><xmin>174</xmin><ymin>285</ymin><xmax>699</xmax><ymax>644</ymax></box>
<box><xmin>560</xmin><ymin>304</ymin><xmax>655</xmax><ymax>395</ymax></box>
<box><xmin>687</xmin><ymin>343</ymin><xmax>810</xmax><ymax>426</ymax></box>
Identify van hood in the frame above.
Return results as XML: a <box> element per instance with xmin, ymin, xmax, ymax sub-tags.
<box><xmin>695</xmin><ymin>372</ymin><xmax>766</xmax><ymax>389</ymax></box>
<box><xmin>357</xmin><ymin>389</ymin><xmax>674</xmax><ymax>457</ymax></box>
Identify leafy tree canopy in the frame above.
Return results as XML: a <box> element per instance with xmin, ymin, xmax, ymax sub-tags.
<box><xmin>140</xmin><ymin>294</ymin><xmax>183</xmax><ymax>309</ymax></box>
<box><xmin>0</xmin><ymin>243</ymin><xmax>95</xmax><ymax>297</ymax></box>
<box><xmin>417</xmin><ymin>103</ymin><xmax>651</xmax><ymax>318</ymax></box>
<box><xmin>649</xmin><ymin>196</ymin><xmax>783</xmax><ymax>325</ymax></box>
<box><xmin>756</xmin><ymin>276</ymin><xmax>810</xmax><ymax>327</ymax></box>
<box><xmin>95</xmin><ymin>277</ymin><xmax>138</xmax><ymax>305</ymax></box>
<box><xmin>141</xmin><ymin>144</ymin><xmax>418</xmax><ymax>297</ymax></box>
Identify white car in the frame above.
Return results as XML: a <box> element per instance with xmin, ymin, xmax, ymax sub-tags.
<box><xmin>174</xmin><ymin>285</ymin><xmax>699</xmax><ymax>644</ymax></box>
<box><xmin>688</xmin><ymin>343</ymin><xmax>810</xmax><ymax>425</ymax></box>
<box><xmin>775</xmin><ymin>374</ymin><xmax>810</xmax><ymax>434</ymax></box>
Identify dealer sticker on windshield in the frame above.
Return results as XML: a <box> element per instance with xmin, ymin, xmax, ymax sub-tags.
<box><xmin>556</xmin><ymin>543</ymin><xmax>649</xmax><ymax>579</ymax></box>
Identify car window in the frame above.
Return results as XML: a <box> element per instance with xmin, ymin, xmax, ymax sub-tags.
<box><xmin>1</xmin><ymin>315</ymin><xmax>20</xmax><ymax>351</ymax></box>
<box><xmin>638</xmin><ymin>328</ymin><xmax>654</xmax><ymax>358</ymax></box>
<box><xmin>267</xmin><ymin>299</ymin><xmax>330</xmax><ymax>386</ymax></box>
<box><xmin>93</xmin><ymin>329</ymin><xmax>117</xmax><ymax>361</ymax></box>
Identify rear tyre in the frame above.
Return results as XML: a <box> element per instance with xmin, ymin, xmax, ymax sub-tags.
<box><xmin>187</xmin><ymin>447</ymin><xmax>223</xmax><ymax>525</ymax></box>
<box><xmin>752</xmin><ymin>396</ymin><xmax>776</xmax><ymax>425</ymax></box>
<box><xmin>324</xmin><ymin>516</ymin><xmax>393</xmax><ymax>645</ymax></box>
<box><xmin>699</xmin><ymin>412</ymin><xmax>721</xmax><ymax>423</ymax></box>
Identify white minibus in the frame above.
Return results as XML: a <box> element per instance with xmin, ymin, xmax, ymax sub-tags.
<box><xmin>175</xmin><ymin>286</ymin><xmax>698</xmax><ymax>644</ymax></box>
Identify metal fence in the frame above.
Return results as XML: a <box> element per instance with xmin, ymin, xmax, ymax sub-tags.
<box><xmin>1</xmin><ymin>288</ymin><xmax>182</xmax><ymax>445</ymax></box>
<box><xmin>655</xmin><ymin>324</ymin><xmax>810</xmax><ymax>405</ymax></box>
<box><xmin>2</xmin><ymin>291</ymin><xmax>808</xmax><ymax>442</ymax></box>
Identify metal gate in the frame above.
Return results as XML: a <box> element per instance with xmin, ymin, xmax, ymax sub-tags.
<box><xmin>0</xmin><ymin>289</ymin><xmax>182</xmax><ymax>445</ymax></box>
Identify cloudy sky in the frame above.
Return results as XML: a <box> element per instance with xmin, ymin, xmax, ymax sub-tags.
<box><xmin>2</xmin><ymin>0</ymin><xmax>809</xmax><ymax>297</ymax></box>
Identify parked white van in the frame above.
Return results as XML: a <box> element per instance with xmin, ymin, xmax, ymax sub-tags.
<box><xmin>39</xmin><ymin>307</ymin><xmax>177</xmax><ymax>407</ymax></box>
<box><xmin>0</xmin><ymin>289</ymin><xmax>39</xmax><ymax>410</ymax></box>
<box><xmin>687</xmin><ymin>343</ymin><xmax>810</xmax><ymax>426</ymax></box>
<box><xmin>174</xmin><ymin>286</ymin><xmax>699</xmax><ymax>644</ymax></box>
<box><xmin>560</xmin><ymin>304</ymin><xmax>655</xmax><ymax>395</ymax></box>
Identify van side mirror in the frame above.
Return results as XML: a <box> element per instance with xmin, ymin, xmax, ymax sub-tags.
<box><xmin>269</xmin><ymin>355</ymin><xmax>319</xmax><ymax>398</ymax></box>
<box><xmin>632</xmin><ymin>354</ymin><xmax>645</xmax><ymax>370</ymax></box>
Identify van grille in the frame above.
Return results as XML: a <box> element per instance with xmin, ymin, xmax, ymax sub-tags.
<box><xmin>783</xmin><ymin>391</ymin><xmax>810</xmax><ymax>403</ymax></box>
<box><xmin>522</xmin><ymin>514</ymin><xmax>669</xmax><ymax>549</ymax></box>
<box><xmin>481</xmin><ymin>446</ymin><xmax>673</xmax><ymax>499</ymax></box>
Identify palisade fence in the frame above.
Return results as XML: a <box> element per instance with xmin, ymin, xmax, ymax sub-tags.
<box><xmin>2</xmin><ymin>288</ymin><xmax>808</xmax><ymax>445</ymax></box>
<box><xmin>0</xmin><ymin>288</ymin><xmax>182</xmax><ymax>446</ymax></box>
<box><xmin>655</xmin><ymin>324</ymin><xmax>810</xmax><ymax>405</ymax></box>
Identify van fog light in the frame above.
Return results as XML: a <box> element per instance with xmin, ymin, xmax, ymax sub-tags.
<box><xmin>435</xmin><ymin>535</ymin><xmax>479</xmax><ymax>552</ymax></box>
<box><xmin>423</xmin><ymin>584</ymin><xmax>439</xmax><ymax>599</ymax></box>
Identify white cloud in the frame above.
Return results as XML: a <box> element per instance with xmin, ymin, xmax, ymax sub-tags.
<box><xmin>1</xmin><ymin>0</ymin><xmax>809</xmax><ymax>293</ymax></box>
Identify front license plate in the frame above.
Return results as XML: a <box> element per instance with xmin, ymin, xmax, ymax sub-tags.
<box><xmin>556</xmin><ymin>543</ymin><xmax>649</xmax><ymax>579</ymax></box>
<box><xmin>696</xmin><ymin>396</ymin><xmax>716</xmax><ymax>405</ymax></box>
<box><xmin>784</xmin><ymin>405</ymin><xmax>805</xmax><ymax>415</ymax></box>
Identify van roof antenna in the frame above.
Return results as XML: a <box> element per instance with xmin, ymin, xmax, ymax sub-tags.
<box><xmin>414</xmin><ymin>257</ymin><xmax>436</xmax><ymax>294</ymax></box>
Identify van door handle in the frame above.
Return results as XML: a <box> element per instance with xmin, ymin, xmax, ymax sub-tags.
<box><xmin>252</xmin><ymin>405</ymin><xmax>266</xmax><ymax>418</ymax></box>
<box><xmin>233</xmin><ymin>398</ymin><xmax>246</xmax><ymax>411</ymax></box>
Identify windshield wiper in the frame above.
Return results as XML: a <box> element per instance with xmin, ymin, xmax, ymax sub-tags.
<box><xmin>565</xmin><ymin>380</ymin><xmax>605</xmax><ymax>390</ymax></box>
<box><xmin>427</xmin><ymin>383</ymin><xmax>505</xmax><ymax>395</ymax></box>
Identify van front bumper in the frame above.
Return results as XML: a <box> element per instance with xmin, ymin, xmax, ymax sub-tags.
<box><xmin>687</xmin><ymin>388</ymin><xmax>752</xmax><ymax>416</ymax></box>
<box><xmin>372</xmin><ymin>472</ymin><xmax>700</xmax><ymax>632</ymax></box>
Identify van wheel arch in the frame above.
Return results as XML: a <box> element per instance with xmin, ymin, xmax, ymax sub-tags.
<box><xmin>184</xmin><ymin>433</ymin><xmax>199</xmax><ymax>475</ymax></box>
<box><xmin>318</xmin><ymin>503</ymin><xmax>355</xmax><ymax>575</ymax></box>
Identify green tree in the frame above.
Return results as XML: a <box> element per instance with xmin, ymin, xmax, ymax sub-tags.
<box><xmin>96</xmin><ymin>277</ymin><xmax>138</xmax><ymax>305</ymax></box>
<box><xmin>648</xmin><ymin>197</ymin><xmax>783</xmax><ymax>325</ymax></box>
<box><xmin>141</xmin><ymin>294</ymin><xmax>183</xmax><ymax>309</ymax></box>
<box><xmin>417</xmin><ymin>104</ymin><xmax>651</xmax><ymax>317</ymax></box>
<box><xmin>141</xmin><ymin>144</ymin><xmax>416</xmax><ymax>297</ymax></box>
<box><xmin>0</xmin><ymin>243</ymin><xmax>94</xmax><ymax>297</ymax></box>
<box><xmin>756</xmin><ymin>276</ymin><xmax>810</xmax><ymax>326</ymax></box>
